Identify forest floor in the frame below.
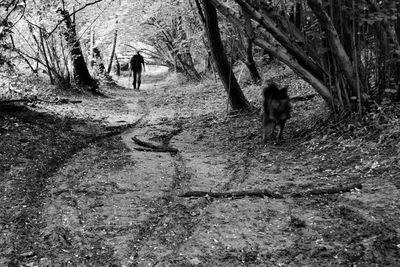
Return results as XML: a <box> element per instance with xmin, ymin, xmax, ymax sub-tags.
<box><xmin>1</xmin><ymin>66</ymin><xmax>400</xmax><ymax>267</ymax></box>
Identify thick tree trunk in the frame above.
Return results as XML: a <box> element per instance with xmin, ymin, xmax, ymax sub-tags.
<box><xmin>202</xmin><ymin>0</ymin><xmax>250</xmax><ymax>111</ymax></box>
<box><xmin>59</xmin><ymin>9</ymin><xmax>97</xmax><ymax>91</ymax></box>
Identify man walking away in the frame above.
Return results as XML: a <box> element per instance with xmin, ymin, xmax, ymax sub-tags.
<box><xmin>129</xmin><ymin>51</ymin><xmax>145</xmax><ymax>90</ymax></box>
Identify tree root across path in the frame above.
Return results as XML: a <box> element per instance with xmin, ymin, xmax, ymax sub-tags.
<box><xmin>132</xmin><ymin>136</ymin><xmax>179</xmax><ymax>153</ymax></box>
<box><xmin>178</xmin><ymin>183</ymin><xmax>362</xmax><ymax>199</ymax></box>
<box><xmin>179</xmin><ymin>189</ymin><xmax>284</xmax><ymax>199</ymax></box>
<box><xmin>289</xmin><ymin>183</ymin><xmax>362</xmax><ymax>198</ymax></box>
<box><xmin>0</xmin><ymin>97</ymin><xmax>82</xmax><ymax>105</ymax></box>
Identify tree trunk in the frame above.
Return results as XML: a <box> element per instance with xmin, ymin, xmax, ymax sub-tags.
<box><xmin>107</xmin><ymin>16</ymin><xmax>118</xmax><ymax>75</ymax></box>
<box><xmin>114</xmin><ymin>54</ymin><xmax>121</xmax><ymax>76</ymax></box>
<box><xmin>89</xmin><ymin>25</ymin><xmax>95</xmax><ymax>67</ymax></box>
<box><xmin>243</xmin><ymin>8</ymin><xmax>261</xmax><ymax>84</ymax></box>
<box><xmin>307</xmin><ymin>0</ymin><xmax>365</xmax><ymax>101</ymax></box>
<box><xmin>234</xmin><ymin>0</ymin><xmax>325</xmax><ymax>81</ymax></box>
<box><xmin>245</xmin><ymin>41</ymin><xmax>261</xmax><ymax>84</ymax></box>
<box><xmin>294</xmin><ymin>2</ymin><xmax>302</xmax><ymax>29</ymax></box>
<box><xmin>254</xmin><ymin>38</ymin><xmax>335</xmax><ymax>107</ymax></box>
<box><xmin>207</xmin><ymin>0</ymin><xmax>334</xmax><ymax>108</ymax></box>
<box><xmin>202</xmin><ymin>0</ymin><xmax>250</xmax><ymax>111</ymax></box>
<box><xmin>107</xmin><ymin>28</ymin><xmax>118</xmax><ymax>74</ymax></box>
<box><xmin>39</xmin><ymin>29</ymin><xmax>54</xmax><ymax>85</ymax></box>
<box><xmin>58</xmin><ymin>9</ymin><xmax>97</xmax><ymax>92</ymax></box>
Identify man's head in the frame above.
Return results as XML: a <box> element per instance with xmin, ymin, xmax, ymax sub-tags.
<box><xmin>136</xmin><ymin>50</ymin><xmax>141</xmax><ymax>55</ymax></box>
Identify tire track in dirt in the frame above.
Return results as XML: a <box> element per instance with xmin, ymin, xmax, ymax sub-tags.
<box><xmin>220</xmin><ymin>150</ymin><xmax>252</xmax><ymax>191</ymax></box>
<box><xmin>122</xmin><ymin>120</ymin><xmax>211</xmax><ymax>265</ymax></box>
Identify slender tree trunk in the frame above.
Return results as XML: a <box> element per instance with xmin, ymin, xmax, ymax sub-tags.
<box><xmin>294</xmin><ymin>2</ymin><xmax>302</xmax><ymax>29</ymax></box>
<box><xmin>307</xmin><ymin>0</ymin><xmax>365</xmax><ymax>102</ymax></box>
<box><xmin>254</xmin><ymin>38</ymin><xmax>335</xmax><ymax>107</ymax></box>
<box><xmin>107</xmin><ymin>28</ymin><xmax>118</xmax><ymax>74</ymax></box>
<box><xmin>234</xmin><ymin>0</ymin><xmax>325</xmax><ymax>81</ymax></box>
<box><xmin>202</xmin><ymin>0</ymin><xmax>250</xmax><ymax>111</ymax></box>
<box><xmin>114</xmin><ymin>54</ymin><xmax>120</xmax><ymax>76</ymax></box>
<box><xmin>243</xmin><ymin>8</ymin><xmax>261</xmax><ymax>84</ymax></box>
<box><xmin>206</xmin><ymin>0</ymin><xmax>335</xmax><ymax>107</ymax></box>
<box><xmin>245</xmin><ymin>41</ymin><xmax>261</xmax><ymax>84</ymax></box>
<box><xmin>107</xmin><ymin>16</ymin><xmax>118</xmax><ymax>75</ymax></box>
<box><xmin>39</xmin><ymin>29</ymin><xmax>54</xmax><ymax>84</ymax></box>
<box><xmin>89</xmin><ymin>25</ymin><xmax>95</xmax><ymax>67</ymax></box>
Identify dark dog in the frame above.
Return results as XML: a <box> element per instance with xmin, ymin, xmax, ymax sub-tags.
<box><xmin>262</xmin><ymin>83</ymin><xmax>291</xmax><ymax>144</ymax></box>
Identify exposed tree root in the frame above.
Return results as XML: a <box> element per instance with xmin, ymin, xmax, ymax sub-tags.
<box><xmin>178</xmin><ymin>189</ymin><xmax>284</xmax><ymax>199</ymax></box>
<box><xmin>178</xmin><ymin>183</ymin><xmax>362</xmax><ymax>199</ymax></box>
<box><xmin>289</xmin><ymin>183</ymin><xmax>362</xmax><ymax>198</ymax></box>
<box><xmin>132</xmin><ymin>136</ymin><xmax>179</xmax><ymax>153</ymax></box>
<box><xmin>0</xmin><ymin>97</ymin><xmax>82</xmax><ymax>105</ymax></box>
<box><xmin>88</xmin><ymin>123</ymin><xmax>140</xmax><ymax>142</ymax></box>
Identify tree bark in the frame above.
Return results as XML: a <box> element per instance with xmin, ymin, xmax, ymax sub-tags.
<box><xmin>107</xmin><ymin>15</ymin><xmax>118</xmax><ymax>75</ymax></box>
<box><xmin>114</xmin><ymin>54</ymin><xmax>120</xmax><ymax>76</ymax></box>
<box><xmin>307</xmin><ymin>0</ymin><xmax>365</xmax><ymax>102</ymax></box>
<box><xmin>89</xmin><ymin>25</ymin><xmax>95</xmax><ymax>67</ymax></box>
<box><xmin>204</xmin><ymin>0</ymin><xmax>335</xmax><ymax>108</ymax></box>
<box><xmin>58</xmin><ymin>8</ymin><xmax>98</xmax><ymax>92</ymax></box>
<box><xmin>234</xmin><ymin>0</ymin><xmax>325</xmax><ymax>81</ymax></box>
<box><xmin>254</xmin><ymin>38</ymin><xmax>335</xmax><ymax>107</ymax></box>
<box><xmin>107</xmin><ymin>28</ymin><xmax>118</xmax><ymax>74</ymax></box>
<box><xmin>202</xmin><ymin>0</ymin><xmax>250</xmax><ymax>111</ymax></box>
<box><xmin>39</xmin><ymin>29</ymin><xmax>54</xmax><ymax>85</ymax></box>
<box><xmin>243</xmin><ymin>8</ymin><xmax>261</xmax><ymax>84</ymax></box>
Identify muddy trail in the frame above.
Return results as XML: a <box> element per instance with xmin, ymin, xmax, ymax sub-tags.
<box><xmin>1</xmin><ymin>70</ymin><xmax>400</xmax><ymax>266</ymax></box>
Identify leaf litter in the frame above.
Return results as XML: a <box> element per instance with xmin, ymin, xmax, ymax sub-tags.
<box><xmin>0</xmin><ymin>69</ymin><xmax>400</xmax><ymax>266</ymax></box>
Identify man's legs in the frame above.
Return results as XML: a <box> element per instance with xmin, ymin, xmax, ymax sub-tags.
<box><xmin>132</xmin><ymin>70</ymin><xmax>137</xmax><ymax>89</ymax></box>
<box><xmin>137</xmin><ymin>69</ymin><xmax>142</xmax><ymax>90</ymax></box>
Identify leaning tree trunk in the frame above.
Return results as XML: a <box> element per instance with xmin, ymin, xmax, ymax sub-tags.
<box><xmin>89</xmin><ymin>25</ymin><xmax>95</xmax><ymax>67</ymax></box>
<box><xmin>107</xmin><ymin>28</ymin><xmax>118</xmax><ymax>74</ymax></box>
<box><xmin>207</xmin><ymin>0</ymin><xmax>335</xmax><ymax>109</ymax></box>
<box><xmin>58</xmin><ymin>9</ymin><xmax>97</xmax><ymax>92</ymax></box>
<box><xmin>202</xmin><ymin>0</ymin><xmax>250</xmax><ymax>111</ymax></box>
<box><xmin>107</xmin><ymin>16</ymin><xmax>118</xmax><ymax>75</ymax></box>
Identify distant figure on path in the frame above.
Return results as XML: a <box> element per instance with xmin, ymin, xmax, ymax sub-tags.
<box><xmin>129</xmin><ymin>51</ymin><xmax>145</xmax><ymax>90</ymax></box>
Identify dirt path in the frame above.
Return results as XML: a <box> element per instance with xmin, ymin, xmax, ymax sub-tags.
<box><xmin>1</xmin><ymin>71</ymin><xmax>400</xmax><ymax>266</ymax></box>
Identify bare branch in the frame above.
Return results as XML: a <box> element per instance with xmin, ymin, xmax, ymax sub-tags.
<box><xmin>47</xmin><ymin>0</ymin><xmax>104</xmax><ymax>37</ymax></box>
